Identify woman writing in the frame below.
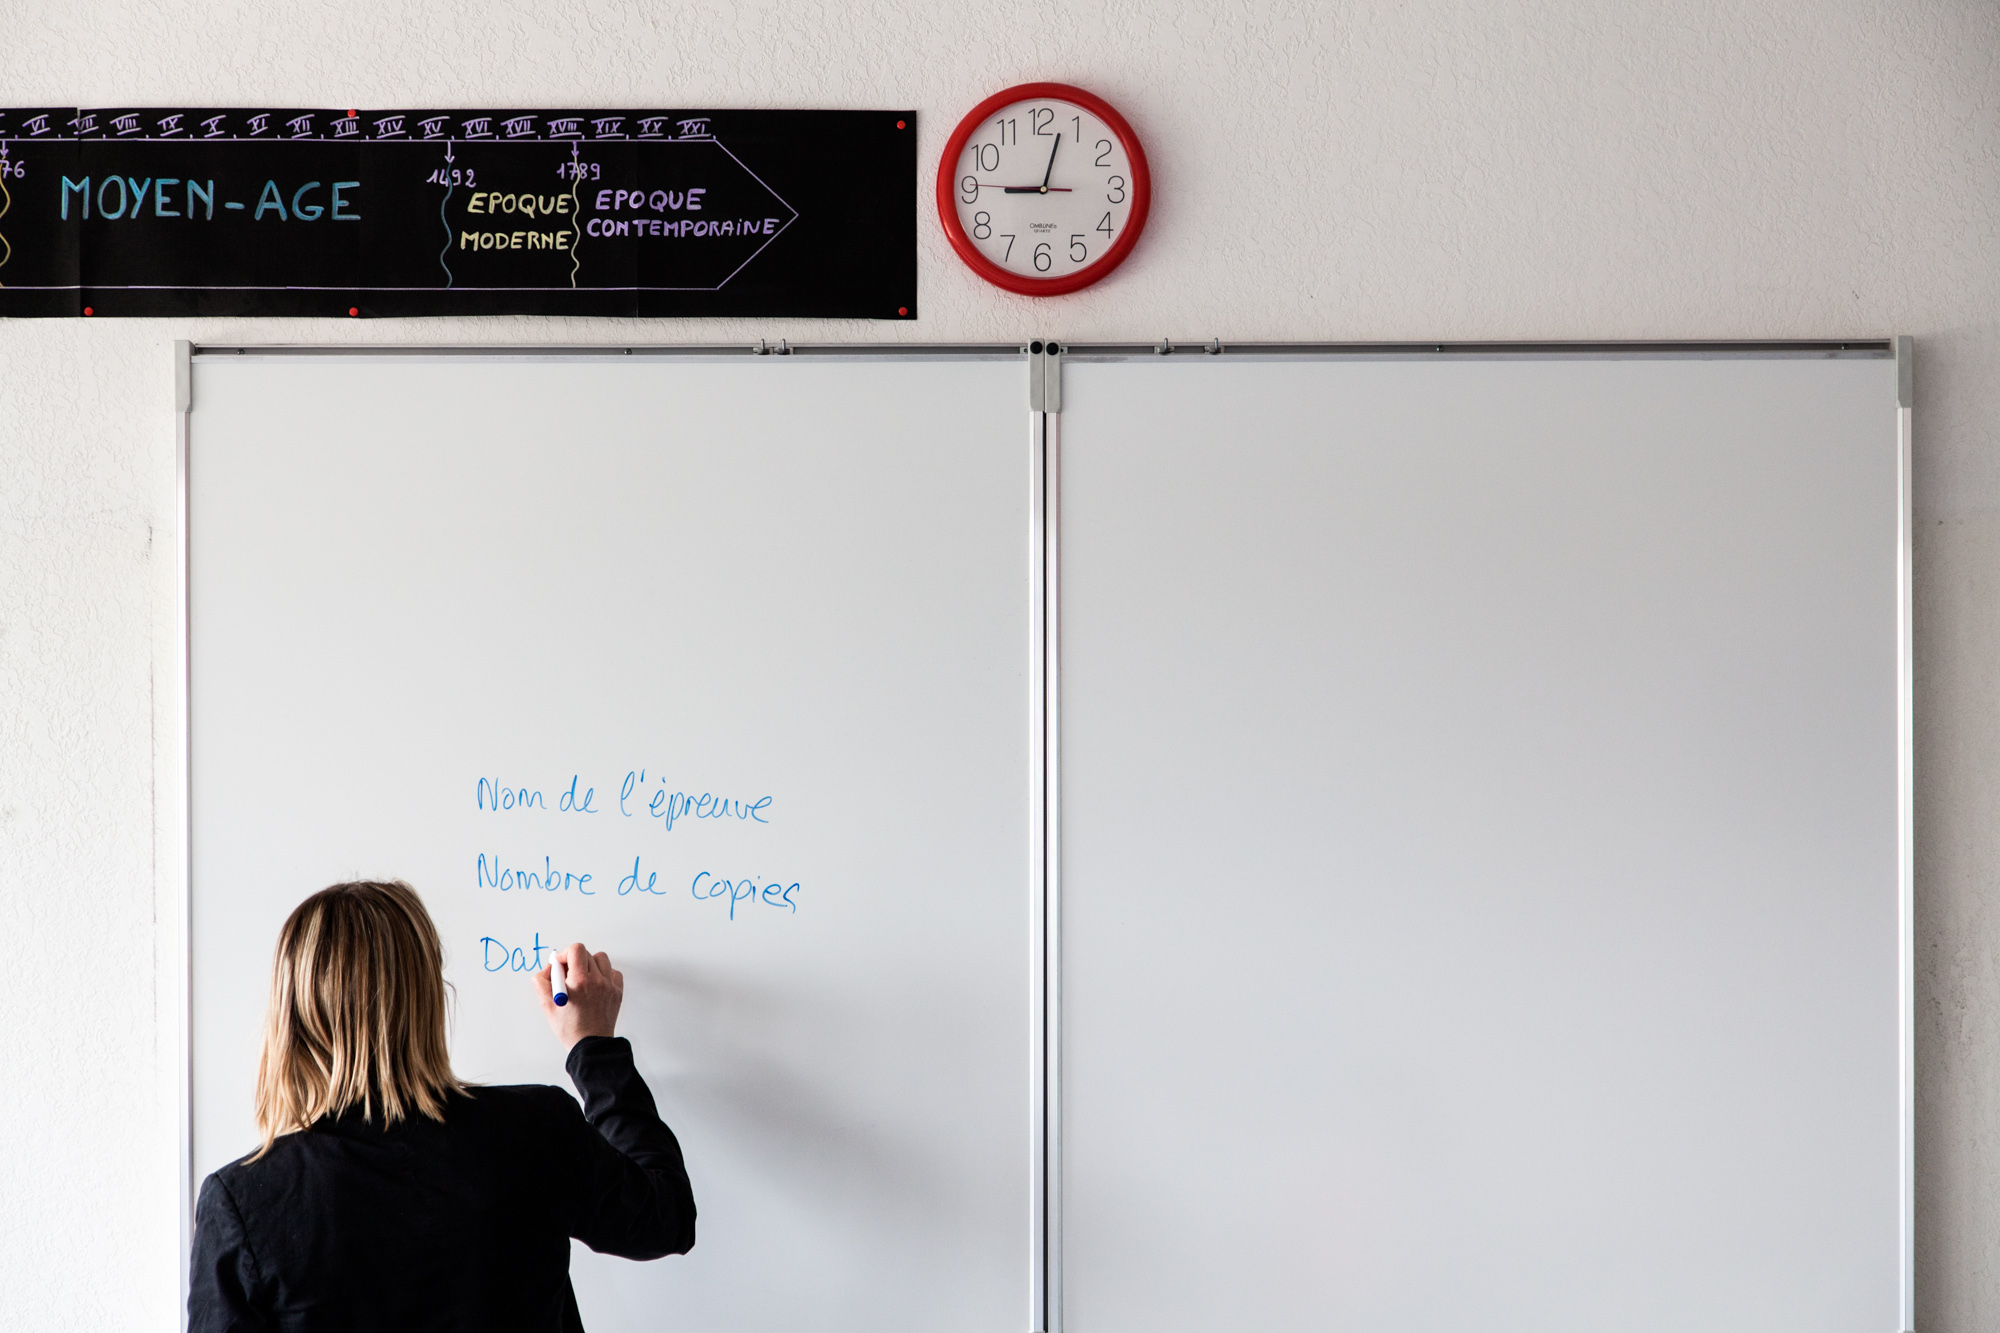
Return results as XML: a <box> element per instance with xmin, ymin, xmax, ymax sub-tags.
<box><xmin>188</xmin><ymin>880</ymin><xmax>695</xmax><ymax>1330</ymax></box>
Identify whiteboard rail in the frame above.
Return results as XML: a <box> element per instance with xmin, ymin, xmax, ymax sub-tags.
<box><xmin>1060</xmin><ymin>339</ymin><xmax>1893</xmax><ymax>359</ymax></box>
<box><xmin>188</xmin><ymin>339</ymin><xmax>1893</xmax><ymax>362</ymax></box>
<box><xmin>189</xmin><ymin>342</ymin><xmax>1028</xmax><ymax>359</ymax></box>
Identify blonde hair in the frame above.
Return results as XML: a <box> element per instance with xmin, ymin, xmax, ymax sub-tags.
<box><xmin>251</xmin><ymin>880</ymin><xmax>464</xmax><ymax>1158</ymax></box>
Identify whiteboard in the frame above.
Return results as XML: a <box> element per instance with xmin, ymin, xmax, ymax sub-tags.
<box><xmin>187</xmin><ymin>352</ymin><xmax>1036</xmax><ymax>1333</ymax></box>
<box><xmin>186</xmin><ymin>343</ymin><xmax>1910</xmax><ymax>1333</ymax></box>
<box><xmin>1055</xmin><ymin>354</ymin><xmax>1906</xmax><ymax>1333</ymax></box>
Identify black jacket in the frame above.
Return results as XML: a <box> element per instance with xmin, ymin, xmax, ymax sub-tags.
<box><xmin>188</xmin><ymin>1036</ymin><xmax>695</xmax><ymax>1331</ymax></box>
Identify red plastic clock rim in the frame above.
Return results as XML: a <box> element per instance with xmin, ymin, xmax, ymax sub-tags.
<box><xmin>936</xmin><ymin>82</ymin><xmax>1152</xmax><ymax>297</ymax></box>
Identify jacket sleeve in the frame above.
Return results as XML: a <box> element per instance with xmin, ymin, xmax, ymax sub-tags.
<box><xmin>187</xmin><ymin>1172</ymin><xmax>270</xmax><ymax>1332</ymax></box>
<box><xmin>563</xmin><ymin>1035</ymin><xmax>697</xmax><ymax>1260</ymax></box>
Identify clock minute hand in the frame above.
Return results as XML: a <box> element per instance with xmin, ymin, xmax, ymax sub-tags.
<box><xmin>1005</xmin><ymin>138</ymin><xmax>1070</xmax><ymax>194</ymax></box>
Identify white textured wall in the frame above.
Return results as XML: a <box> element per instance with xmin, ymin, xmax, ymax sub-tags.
<box><xmin>1</xmin><ymin>1</ymin><xmax>1994</xmax><ymax>1327</ymax></box>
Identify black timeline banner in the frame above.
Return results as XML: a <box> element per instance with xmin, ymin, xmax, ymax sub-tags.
<box><xmin>0</xmin><ymin>108</ymin><xmax>916</xmax><ymax>318</ymax></box>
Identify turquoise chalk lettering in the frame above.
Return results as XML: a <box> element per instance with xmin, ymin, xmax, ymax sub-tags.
<box><xmin>61</xmin><ymin>176</ymin><xmax>89</xmax><ymax>218</ymax></box>
<box><xmin>154</xmin><ymin>178</ymin><xmax>180</xmax><ymax>217</ymax></box>
<box><xmin>123</xmin><ymin>178</ymin><xmax>151</xmax><ymax>218</ymax></box>
<box><xmin>254</xmin><ymin>180</ymin><xmax>287</xmax><ymax>221</ymax></box>
<box><xmin>186</xmin><ymin>180</ymin><xmax>213</xmax><ymax>220</ymax></box>
<box><xmin>97</xmin><ymin>176</ymin><xmax>128</xmax><ymax>219</ymax></box>
<box><xmin>291</xmin><ymin>181</ymin><xmax>323</xmax><ymax>221</ymax></box>
<box><xmin>330</xmin><ymin>181</ymin><xmax>360</xmax><ymax>220</ymax></box>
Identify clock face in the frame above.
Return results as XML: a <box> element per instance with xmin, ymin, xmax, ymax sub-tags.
<box><xmin>938</xmin><ymin>84</ymin><xmax>1150</xmax><ymax>296</ymax></box>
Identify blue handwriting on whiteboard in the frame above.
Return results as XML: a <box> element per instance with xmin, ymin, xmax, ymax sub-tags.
<box><xmin>477</xmin><ymin>775</ymin><xmax>598</xmax><ymax>813</ymax></box>
<box><xmin>478</xmin><ymin>778</ymin><xmax>544</xmax><ymax>811</ymax></box>
<box><xmin>618</xmin><ymin>857</ymin><xmax>668</xmax><ymax>895</ymax></box>
<box><xmin>692</xmin><ymin>870</ymin><xmax>799</xmax><ymax>919</ymax></box>
<box><xmin>481</xmin><ymin>932</ymin><xmax>554</xmax><ymax>972</ymax></box>
<box><xmin>619</xmin><ymin>769</ymin><xmax>771</xmax><ymax>829</ymax></box>
<box><xmin>478</xmin><ymin>853</ymin><xmax>594</xmax><ymax>894</ymax></box>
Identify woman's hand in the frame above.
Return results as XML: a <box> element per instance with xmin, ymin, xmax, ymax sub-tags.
<box><xmin>535</xmin><ymin>943</ymin><xmax>624</xmax><ymax>1051</ymax></box>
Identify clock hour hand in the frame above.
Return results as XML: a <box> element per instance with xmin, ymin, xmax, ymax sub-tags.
<box><xmin>1002</xmin><ymin>136</ymin><xmax>1069</xmax><ymax>194</ymax></box>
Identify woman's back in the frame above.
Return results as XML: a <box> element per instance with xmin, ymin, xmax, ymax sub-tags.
<box><xmin>188</xmin><ymin>883</ymin><xmax>693</xmax><ymax>1332</ymax></box>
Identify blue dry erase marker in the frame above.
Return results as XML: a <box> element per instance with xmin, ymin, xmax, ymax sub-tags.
<box><xmin>551</xmin><ymin>956</ymin><xmax>569</xmax><ymax>1007</ymax></box>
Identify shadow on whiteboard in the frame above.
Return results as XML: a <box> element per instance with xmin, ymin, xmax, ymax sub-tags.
<box><xmin>568</xmin><ymin>960</ymin><xmax>1006</xmax><ymax>1330</ymax></box>
<box><xmin>624</xmin><ymin>957</ymin><xmax>956</xmax><ymax>1206</ymax></box>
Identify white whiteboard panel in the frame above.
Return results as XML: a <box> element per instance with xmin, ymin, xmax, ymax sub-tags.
<box><xmin>188</xmin><ymin>354</ymin><xmax>1034</xmax><ymax>1333</ymax></box>
<box><xmin>1057</xmin><ymin>356</ymin><xmax>1902</xmax><ymax>1333</ymax></box>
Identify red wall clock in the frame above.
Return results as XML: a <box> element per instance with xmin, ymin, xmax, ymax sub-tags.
<box><xmin>937</xmin><ymin>83</ymin><xmax>1151</xmax><ymax>296</ymax></box>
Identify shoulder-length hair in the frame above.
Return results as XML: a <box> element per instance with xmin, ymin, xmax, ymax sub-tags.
<box><xmin>251</xmin><ymin>880</ymin><xmax>464</xmax><ymax>1158</ymax></box>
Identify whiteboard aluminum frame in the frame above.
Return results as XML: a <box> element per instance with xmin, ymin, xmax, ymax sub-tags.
<box><xmin>1038</xmin><ymin>404</ymin><xmax>1064</xmax><ymax>1333</ymax></box>
<box><xmin>1896</xmin><ymin>334</ymin><xmax>1916</xmax><ymax>1333</ymax></box>
<box><xmin>175</xmin><ymin>337</ymin><xmax>1910</xmax><ymax>1333</ymax></box>
<box><xmin>1027</xmin><ymin>400</ymin><xmax>1048</xmax><ymax>1333</ymax></box>
<box><xmin>174</xmin><ymin>340</ymin><xmax>195</xmax><ymax>1330</ymax></box>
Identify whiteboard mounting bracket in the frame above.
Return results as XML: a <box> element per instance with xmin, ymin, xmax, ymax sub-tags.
<box><xmin>1029</xmin><ymin>340</ymin><xmax>1063</xmax><ymax>413</ymax></box>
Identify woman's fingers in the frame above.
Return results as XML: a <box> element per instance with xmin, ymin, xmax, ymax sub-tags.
<box><xmin>556</xmin><ymin>943</ymin><xmax>618</xmax><ymax>989</ymax></box>
<box><xmin>549</xmin><ymin>943</ymin><xmax>621</xmax><ymax>1008</ymax></box>
<box><xmin>535</xmin><ymin>942</ymin><xmax>619</xmax><ymax>1049</ymax></box>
